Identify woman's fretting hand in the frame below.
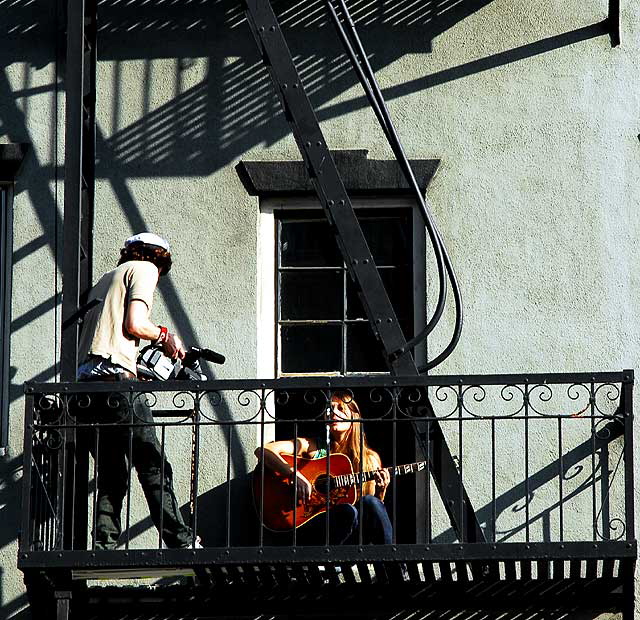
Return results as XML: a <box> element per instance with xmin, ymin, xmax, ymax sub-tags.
<box><xmin>373</xmin><ymin>468</ymin><xmax>390</xmax><ymax>500</ymax></box>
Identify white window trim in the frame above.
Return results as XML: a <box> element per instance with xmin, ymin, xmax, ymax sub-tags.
<box><xmin>257</xmin><ymin>196</ymin><xmax>427</xmax><ymax>379</ymax></box>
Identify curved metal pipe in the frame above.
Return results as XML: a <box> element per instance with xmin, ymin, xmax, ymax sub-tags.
<box><xmin>325</xmin><ymin>0</ymin><xmax>464</xmax><ymax>370</ymax></box>
<box><xmin>326</xmin><ymin>0</ymin><xmax>448</xmax><ymax>335</ymax></box>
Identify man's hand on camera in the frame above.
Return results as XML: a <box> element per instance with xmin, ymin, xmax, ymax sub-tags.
<box><xmin>163</xmin><ymin>332</ymin><xmax>186</xmax><ymax>359</ymax></box>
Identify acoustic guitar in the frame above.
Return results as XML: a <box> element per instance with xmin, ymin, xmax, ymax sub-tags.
<box><xmin>253</xmin><ymin>453</ymin><xmax>428</xmax><ymax>531</ymax></box>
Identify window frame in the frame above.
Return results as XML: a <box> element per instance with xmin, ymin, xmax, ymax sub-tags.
<box><xmin>257</xmin><ymin>195</ymin><xmax>427</xmax><ymax>378</ymax></box>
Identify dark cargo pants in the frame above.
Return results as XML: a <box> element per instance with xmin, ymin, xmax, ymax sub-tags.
<box><xmin>81</xmin><ymin>381</ymin><xmax>192</xmax><ymax>549</ymax></box>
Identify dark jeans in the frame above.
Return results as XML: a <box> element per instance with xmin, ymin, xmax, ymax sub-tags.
<box><xmin>295</xmin><ymin>495</ymin><xmax>393</xmax><ymax>545</ymax></box>
<box><xmin>81</xmin><ymin>382</ymin><xmax>192</xmax><ymax>549</ymax></box>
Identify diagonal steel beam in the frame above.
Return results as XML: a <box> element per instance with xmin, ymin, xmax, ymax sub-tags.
<box><xmin>242</xmin><ymin>0</ymin><xmax>485</xmax><ymax>542</ymax></box>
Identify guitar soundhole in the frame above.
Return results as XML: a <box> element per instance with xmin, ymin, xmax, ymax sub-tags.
<box><xmin>314</xmin><ymin>474</ymin><xmax>332</xmax><ymax>495</ymax></box>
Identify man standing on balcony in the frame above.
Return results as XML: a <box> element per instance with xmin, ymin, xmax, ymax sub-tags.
<box><xmin>77</xmin><ymin>232</ymin><xmax>199</xmax><ymax>550</ymax></box>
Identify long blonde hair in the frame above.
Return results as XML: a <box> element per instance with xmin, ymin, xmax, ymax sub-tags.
<box><xmin>330</xmin><ymin>391</ymin><xmax>380</xmax><ymax>496</ymax></box>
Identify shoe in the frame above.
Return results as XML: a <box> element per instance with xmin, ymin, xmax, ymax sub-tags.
<box><xmin>184</xmin><ymin>535</ymin><xmax>203</xmax><ymax>549</ymax></box>
<box><xmin>168</xmin><ymin>535</ymin><xmax>203</xmax><ymax>549</ymax></box>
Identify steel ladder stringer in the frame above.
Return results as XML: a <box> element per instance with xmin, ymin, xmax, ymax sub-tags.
<box><xmin>242</xmin><ymin>0</ymin><xmax>485</xmax><ymax>544</ymax></box>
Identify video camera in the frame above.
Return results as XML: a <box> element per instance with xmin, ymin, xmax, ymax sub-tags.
<box><xmin>137</xmin><ymin>345</ymin><xmax>225</xmax><ymax>381</ymax></box>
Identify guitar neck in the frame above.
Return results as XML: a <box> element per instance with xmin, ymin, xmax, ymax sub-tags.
<box><xmin>333</xmin><ymin>461</ymin><xmax>428</xmax><ymax>489</ymax></box>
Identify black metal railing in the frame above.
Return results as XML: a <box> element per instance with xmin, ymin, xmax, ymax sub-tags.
<box><xmin>20</xmin><ymin>371</ymin><xmax>634</xmax><ymax>558</ymax></box>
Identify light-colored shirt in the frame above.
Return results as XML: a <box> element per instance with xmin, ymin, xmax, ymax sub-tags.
<box><xmin>77</xmin><ymin>260</ymin><xmax>158</xmax><ymax>376</ymax></box>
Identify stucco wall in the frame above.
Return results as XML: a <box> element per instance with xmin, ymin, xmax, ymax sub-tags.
<box><xmin>1</xmin><ymin>0</ymin><xmax>638</xmax><ymax>617</ymax></box>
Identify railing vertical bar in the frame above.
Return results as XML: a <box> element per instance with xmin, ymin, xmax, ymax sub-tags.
<box><xmin>33</xmin><ymin>433</ymin><xmax>40</xmax><ymax>550</ymax></box>
<box><xmin>558</xmin><ymin>417</ymin><xmax>564</xmax><ymax>542</ymax></box>
<box><xmin>258</xmin><ymin>387</ymin><xmax>266</xmax><ymax>548</ymax></box>
<box><xmin>491</xmin><ymin>417</ymin><xmax>496</xmax><ymax>544</ymax></box>
<box><xmin>524</xmin><ymin>382</ymin><xmax>530</xmax><ymax>543</ymax></box>
<box><xmin>426</xmin><ymin>412</ymin><xmax>432</xmax><ymax>544</ymax></box>
<box><xmin>358</xmin><ymin>405</ymin><xmax>364</xmax><ymax>546</ymax></box>
<box><xmin>38</xmin><ymin>440</ymin><xmax>45</xmax><ymax>551</ymax></box>
<box><xmin>191</xmin><ymin>400</ymin><xmax>201</xmax><ymax>548</ymax></box>
<box><xmin>226</xmin><ymin>422</ymin><xmax>232</xmax><ymax>548</ymax></box>
<box><xmin>292</xmin><ymin>421</ymin><xmax>298</xmax><ymax>547</ymax></box>
<box><xmin>56</xmin><ymin>397</ymin><xmax>68</xmax><ymax>550</ymax></box>
<box><xmin>43</xmin><ymin>436</ymin><xmax>51</xmax><ymax>550</ymax></box>
<box><xmin>325</xmin><ymin>392</ymin><xmax>331</xmax><ymax>547</ymax></box>
<box><xmin>622</xmin><ymin>371</ymin><xmax>635</xmax><ymax>542</ymax></box>
<box><xmin>590</xmin><ymin>381</ymin><xmax>597</xmax><ymax>541</ymax></box>
<box><xmin>158</xmin><ymin>424</ymin><xmax>167</xmax><ymax>549</ymax></box>
<box><xmin>458</xmin><ymin>384</ymin><xmax>463</xmax><ymax>542</ymax></box>
<box><xmin>21</xmin><ymin>392</ymin><xmax>35</xmax><ymax>552</ymax></box>
<box><xmin>124</xmin><ymin>394</ymin><xmax>134</xmax><ymax>551</ymax></box>
<box><xmin>391</xmin><ymin>387</ymin><xmax>397</xmax><ymax>545</ymax></box>
<box><xmin>92</xmin><ymin>426</ymin><xmax>99</xmax><ymax>551</ymax></box>
<box><xmin>69</xmin><ymin>421</ymin><xmax>78</xmax><ymax>550</ymax></box>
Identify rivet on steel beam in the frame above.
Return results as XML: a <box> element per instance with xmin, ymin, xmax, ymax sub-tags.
<box><xmin>293</xmin><ymin>83</ymin><xmax>299</xmax><ymax>88</ymax></box>
<box><xmin>282</xmin><ymin>83</ymin><xmax>288</xmax><ymax>89</ymax></box>
<box><xmin>328</xmin><ymin>200</ymin><xmax>334</xmax><ymax>206</ymax></box>
<box><xmin>259</xmin><ymin>26</ymin><xmax>265</xmax><ymax>32</ymax></box>
<box><xmin>363</xmin><ymin>259</ymin><xmax>369</xmax><ymax>264</ymax></box>
<box><xmin>387</xmin><ymin>318</ymin><xmax>393</xmax><ymax>323</ymax></box>
<box><xmin>353</xmin><ymin>259</ymin><xmax>359</xmax><ymax>265</ymax></box>
<box><xmin>270</xmin><ymin>25</ymin><xmax>276</xmax><ymax>31</ymax></box>
<box><xmin>316</xmin><ymin>141</ymin><xmax>322</xmax><ymax>146</ymax></box>
<box><xmin>340</xmin><ymin>200</ymin><xmax>345</xmax><ymax>205</ymax></box>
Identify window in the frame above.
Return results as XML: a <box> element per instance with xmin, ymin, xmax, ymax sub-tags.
<box><xmin>257</xmin><ymin>197</ymin><xmax>426</xmax><ymax>542</ymax></box>
<box><xmin>258</xmin><ymin>197</ymin><xmax>426</xmax><ymax>377</ymax></box>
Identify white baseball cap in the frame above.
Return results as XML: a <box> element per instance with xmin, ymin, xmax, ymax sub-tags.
<box><xmin>124</xmin><ymin>232</ymin><xmax>170</xmax><ymax>252</ymax></box>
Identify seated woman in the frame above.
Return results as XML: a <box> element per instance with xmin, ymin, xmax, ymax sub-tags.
<box><xmin>255</xmin><ymin>391</ymin><xmax>392</xmax><ymax>544</ymax></box>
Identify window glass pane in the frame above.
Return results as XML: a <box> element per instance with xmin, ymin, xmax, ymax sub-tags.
<box><xmin>346</xmin><ymin>267</ymin><xmax>410</xmax><ymax>323</ymax></box>
<box><xmin>346</xmin><ymin>323</ymin><xmax>387</xmax><ymax>373</ymax></box>
<box><xmin>280</xmin><ymin>220</ymin><xmax>342</xmax><ymax>267</ymax></box>
<box><xmin>281</xmin><ymin>324</ymin><xmax>342</xmax><ymax>373</ymax></box>
<box><xmin>280</xmin><ymin>270</ymin><xmax>343</xmax><ymax>320</ymax></box>
<box><xmin>360</xmin><ymin>215</ymin><xmax>411</xmax><ymax>266</ymax></box>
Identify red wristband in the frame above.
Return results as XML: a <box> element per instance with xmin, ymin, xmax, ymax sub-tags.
<box><xmin>155</xmin><ymin>325</ymin><xmax>168</xmax><ymax>345</ymax></box>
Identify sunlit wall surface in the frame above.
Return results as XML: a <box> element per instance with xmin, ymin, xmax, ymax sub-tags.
<box><xmin>1</xmin><ymin>0</ymin><xmax>639</xmax><ymax>615</ymax></box>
